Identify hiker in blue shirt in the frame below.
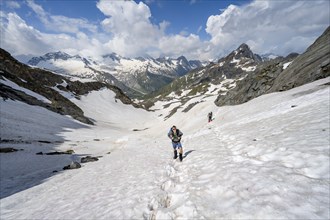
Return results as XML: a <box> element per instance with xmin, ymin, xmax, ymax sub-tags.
<box><xmin>168</xmin><ymin>125</ymin><xmax>183</xmax><ymax>161</ymax></box>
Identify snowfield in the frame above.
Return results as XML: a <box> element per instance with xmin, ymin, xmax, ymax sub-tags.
<box><xmin>0</xmin><ymin>77</ymin><xmax>329</xmax><ymax>219</ymax></box>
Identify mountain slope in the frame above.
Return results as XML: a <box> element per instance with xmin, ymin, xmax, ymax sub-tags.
<box><xmin>27</xmin><ymin>51</ymin><xmax>140</xmax><ymax>98</ymax></box>
<box><xmin>141</xmin><ymin>43</ymin><xmax>297</xmax><ymax>114</ymax></box>
<box><xmin>27</xmin><ymin>52</ymin><xmax>205</xmax><ymax>97</ymax></box>
<box><xmin>215</xmin><ymin>26</ymin><xmax>330</xmax><ymax>106</ymax></box>
<box><xmin>0</xmin><ymin>48</ymin><xmax>138</xmax><ymax>125</ymax></box>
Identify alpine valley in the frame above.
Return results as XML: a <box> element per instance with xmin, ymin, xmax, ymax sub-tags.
<box><xmin>0</xmin><ymin>25</ymin><xmax>329</xmax><ymax>219</ymax></box>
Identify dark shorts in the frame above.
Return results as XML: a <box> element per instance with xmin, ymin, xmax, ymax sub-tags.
<box><xmin>172</xmin><ymin>142</ymin><xmax>182</xmax><ymax>150</ymax></box>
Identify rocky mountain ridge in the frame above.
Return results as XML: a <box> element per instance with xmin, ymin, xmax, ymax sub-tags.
<box><xmin>141</xmin><ymin>43</ymin><xmax>294</xmax><ymax>108</ymax></box>
<box><xmin>27</xmin><ymin>52</ymin><xmax>205</xmax><ymax>97</ymax></box>
<box><xmin>215</xmin><ymin>26</ymin><xmax>330</xmax><ymax>106</ymax></box>
<box><xmin>27</xmin><ymin>52</ymin><xmax>141</xmax><ymax>98</ymax></box>
<box><xmin>0</xmin><ymin>48</ymin><xmax>138</xmax><ymax>125</ymax></box>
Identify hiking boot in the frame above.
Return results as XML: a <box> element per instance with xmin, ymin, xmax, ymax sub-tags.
<box><xmin>173</xmin><ymin>150</ymin><xmax>178</xmax><ymax>159</ymax></box>
<box><xmin>179</xmin><ymin>153</ymin><xmax>183</xmax><ymax>161</ymax></box>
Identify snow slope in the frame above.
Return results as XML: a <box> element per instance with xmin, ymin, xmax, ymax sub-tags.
<box><xmin>0</xmin><ymin>77</ymin><xmax>329</xmax><ymax>219</ymax></box>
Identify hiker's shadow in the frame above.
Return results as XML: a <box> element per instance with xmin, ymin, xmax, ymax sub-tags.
<box><xmin>183</xmin><ymin>150</ymin><xmax>195</xmax><ymax>159</ymax></box>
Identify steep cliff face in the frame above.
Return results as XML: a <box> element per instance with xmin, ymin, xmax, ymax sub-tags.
<box><xmin>269</xmin><ymin>26</ymin><xmax>330</xmax><ymax>92</ymax></box>
<box><xmin>214</xmin><ymin>26</ymin><xmax>330</xmax><ymax>107</ymax></box>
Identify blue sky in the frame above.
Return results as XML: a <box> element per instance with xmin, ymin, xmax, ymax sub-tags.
<box><xmin>1</xmin><ymin>0</ymin><xmax>329</xmax><ymax>60</ymax></box>
<box><xmin>145</xmin><ymin>0</ymin><xmax>251</xmax><ymax>40</ymax></box>
<box><xmin>5</xmin><ymin>0</ymin><xmax>250</xmax><ymax>38</ymax></box>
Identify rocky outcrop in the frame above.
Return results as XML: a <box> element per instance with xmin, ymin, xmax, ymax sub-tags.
<box><xmin>0</xmin><ymin>147</ymin><xmax>20</xmax><ymax>153</ymax></box>
<box><xmin>214</xmin><ymin>57</ymin><xmax>291</xmax><ymax>106</ymax></box>
<box><xmin>36</xmin><ymin>150</ymin><xmax>75</xmax><ymax>155</ymax></box>
<box><xmin>81</xmin><ymin>156</ymin><xmax>99</xmax><ymax>163</ymax></box>
<box><xmin>0</xmin><ymin>49</ymin><xmax>92</xmax><ymax>124</ymax></box>
<box><xmin>63</xmin><ymin>162</ymin><xmax>81</xmax><ymax>170</ymax></box>
<box><xmin>269</xmin><ymin>26</ymin><xmax>330</xmax><ymax>92</ymax></box>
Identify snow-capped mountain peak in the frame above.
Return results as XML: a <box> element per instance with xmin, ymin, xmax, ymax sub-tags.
<box><xmin>26</xmin><ymin>52</ymin><xmax>205</xmax><ymax>96</ymax></box>
<box><xmin>214</xmin><ymin>43</ymin><xmax>262</xmax><ymax>74</ymax></box>
<box><xmin>27</xmin><ymin>51</ymin><xmax>72</xmax><ymax>66</ymax></box>
<box><xmin>177</xmin><ymin>55</ymin><xmax>190</xmax><ymax>66</ymax></box>
<box><xmin>102</xmin><ymin>53</ymin><xmax>123</xmax><ymax>62</ymax></box>
<box><xmin>233</xmin><ymin>43</ymin><xmax>262</xmax><ymax>62</ymax></box>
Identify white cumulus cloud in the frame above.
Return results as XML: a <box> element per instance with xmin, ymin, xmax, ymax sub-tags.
<box><xmin>96</xmin><ymin>0</ymin><xmax>165</xmax><ymax>57</ymax></box>
<box><xmin>96</xmin><ymin>0</ymin><xmax>209</xmax><ymax>59</ymax></box>
<box><xmin>0</xmin><ymin>12</ymin><xmax>106</xmax><ymax>59</ymax></box>
<box><xmin>0</xmin><ymin>12</ymin><xmax>52</xmax><ymax>55</ymax></box>
<box><xmin>0</xmin><ymin>0</ymin><xmax>329</xmax><ymax>61</ymax></box>
<box><xmin>205</xmin><ymin>0</ymin><xmax>330</xmax><ymax>57</ymax></box>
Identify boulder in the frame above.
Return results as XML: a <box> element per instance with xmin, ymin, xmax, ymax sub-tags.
<box><xmin>63</xmin><ymin>162</ymin><xmax>81</xmax><ymax>170</ymax></box>
<box><xmin>81</xmin><ymin>156</ymin><xmax>99</xmax><ymax>163</ymax></box>
<box><xmin>0</xmin><ymin>147</ymin><xmax>19</xmax><ymax>153</ymax></box>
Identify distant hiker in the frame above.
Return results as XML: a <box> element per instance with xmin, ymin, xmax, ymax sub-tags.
<box><xmin>208</xmin><ymin>112</ymin><xmax>213</xmax><ymax>122</ymax></box>
<box><xmin>167</xmin><ymin>125</ymin><xmax>183</xmax><ymax>161</ymax></box>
